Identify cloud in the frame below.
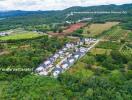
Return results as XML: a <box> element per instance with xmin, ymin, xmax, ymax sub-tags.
<box><xmin>0</xmin><ymin>0</ymin><xmax>132</xmax><ymax>11</ymax></box>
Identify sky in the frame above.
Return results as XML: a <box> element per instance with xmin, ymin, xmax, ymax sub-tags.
<box><xmin>0</xmin><ymin>0</ymin><xmax>132</xmax><ymax>11</ymax></box>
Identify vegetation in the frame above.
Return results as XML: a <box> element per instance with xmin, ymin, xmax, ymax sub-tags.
<box><xmin>0</xmin><ymin>32</ymin><xmax>43</xmax><ymax>41</ymax></box>
<box><xmin>0</xmin><ymin>3</ymin><xmax>132</xmax><ymax>100</ymax></box>
<box><xmin>82</xmin><ymin>22</ymin><xmax>119</xmax><ymax>37</ymax></box>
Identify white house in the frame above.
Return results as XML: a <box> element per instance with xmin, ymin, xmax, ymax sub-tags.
<box><xmin>79</xmin><ymin>47</ymin><xmax>87</xmax><ymax>53</ymax></box>
<box><xmin>53</xmin><ymin>68</ymin><xmax>62</xmax><ymax>77</ymax></box>
<box><xmin>74</xmin><ymin>54</ymin><xmax>80</xmax><ymax>59</ymax></box>
<box><xmin>44</xmin><ymin>60</ymin><xmax>51</xmax><ymax>66</ymax></box>
<box><xmin>58</xmin><ymin>50</ymin><xmax>63</xmax><ymax>55</ymax></box>
<box><xmin>53</xmin><ymin>53</ymin><xmax>59</xmax><ymax>59</ymax></box>
<box><xmin>35</xmin><ymin>66</ymin><xmax>44</xmax><ymax>72</ymax></box>
<box><xmin>38</xmin><ymin>71</ymin><xmax>48</xmax><ymax>76</ymax></box>
<box><xmin>68</xmin><ymin>58</ymin><xmax>75</xmax><ymax>64</ymax></box>
<box><xmin>62</xmin><ymin>47</ymin><xmax>68</xmax><ymax>51</ymax></box>
<box><xmin>62</xmin><ymin>63</ymin><xmax>69</xmax><ymax>69</ymax></box>
<box><xmin>66</xmin><ymin>43</ymin><xmax>74</xmax><ymax>49</ymax></box>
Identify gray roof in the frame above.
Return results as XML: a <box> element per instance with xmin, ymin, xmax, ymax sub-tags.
<box><xmin>54</xmin><ymin>68</ymin><xmax>63</xmax><ymax>72</ymax></box>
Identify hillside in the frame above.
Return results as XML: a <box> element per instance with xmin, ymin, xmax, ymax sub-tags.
<box><xmin>0</xmin><ymin>4</ymin><xmax>132</xmax><ymax>31</ymax></box>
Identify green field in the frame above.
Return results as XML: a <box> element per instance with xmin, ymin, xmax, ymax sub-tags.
<box><xmin>96</xmin><ymin>41</ymin><xmax>121</xmax><ymax>50</ymax></box>
<box><xmin>83</xmin><ymin>22</ymin><xmax>119</xmax><ymax>37</ymax></box>
<box><xmin>0</xmin><ymin>32</ymin><xmax>43</xmax><ymax>40</ymax></box>
<box><xmin>102</xmin><ymin>26</ymin><xmax>130</xmax><ymax>41</ymax></box>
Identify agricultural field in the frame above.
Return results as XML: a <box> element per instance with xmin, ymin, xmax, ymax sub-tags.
<box><xmin>0</xmin><ymin>32</ymin><xmax>43</xmax><ymax>41</ymax></box>
<box><xmin>96</xmin><ymin>41</ymin><xmax>121</xmax><ymax>50</ymax></box>
<box><xmin>82</xmin><ymin>22</ymin><xmax>119</xmax><ymax>37</ymax></box>
<box><xmin>90</xmin><ymin>48</ymin><xmax>111</xmax><ymax>55</ymax></box>
<box><xmin>102</xmin><ymin>26</ymin><xmax>131</xmax><ymax>41</ymax></box>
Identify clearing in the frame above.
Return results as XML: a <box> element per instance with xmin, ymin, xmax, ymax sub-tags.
<box><xmin>49</xmin><ymin>23</ymin><xmax>86</xmax><ymax>36</ymax></box>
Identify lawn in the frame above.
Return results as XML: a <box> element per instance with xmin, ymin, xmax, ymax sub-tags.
<box><xmin>0</xmin><ymin>32</ymin><xmax>43</xmax><ymax>40</ymax></box>
<box><xmin>83</xmin><ymin>22</ymin><xmax>119</xmax><ymax>37</ymax></box>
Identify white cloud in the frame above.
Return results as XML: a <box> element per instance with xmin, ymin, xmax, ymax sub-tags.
<box><xmin>0</xmin><ymin>0</ymin><xmax>131</xmax><ymax>11</ymax></box>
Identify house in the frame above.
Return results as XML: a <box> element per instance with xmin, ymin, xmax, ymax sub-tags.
<box><xmin>74</xmin><ymin>53</ymin><xmax>80</xmax><ymax>59</ymax></box>
<box><xmin>62</xmin><ymin>47</ymin><xmax>68</xmax><ymax>51</ymax></box>
<box><xmin>68</xmin><ymin>57</ymin><xmax>75</xmax><ymax>64</ymax></box>
<box><xmin>35</xmin><ymin>66</ymin><xmax>44</xmax><ymax>72</ymax></box>
<box><xmin>85</xmin><ymin>38</ymin><xmax>97</xmax><ymax>44</ymax></box>
<box><xmin>61</xmin><ymin>63</ymin><xmax>69</xmax><ymax>69</ymax></box>
<box><xmin>44</xmin><ymin>60</ymin><xmax>51</xmax><ymax>66</ymax></box>
<box><xmin>53</xmin><ymin>53</ymin><xmax>60</xmax><ymax>59</ymax></box>
<box><xmin>77</xmin><ymin>39</ymin><xmax>84</xmax><ymax>45</ymax></box>
<box><xmin>66</xmin><ymin>43</ymin><xmax>74</xmax><ymax>49</ymax></box>
<box><xmin>79</xmin><ymin>47</ymin><xmax>87</xmax><ymax>53</ymax></box>
<box><xmin>38</xmin><ymin>71</ymin><xmax>48</xmax><ymax>75</ymax></box>
<box><xmin>53</xmin><ymin>68</ymin><xmax>63</xmax><ymax>77</ymax></box>
<box><xmin>58</xmin><ymin>50</ymin><xmax>64</xmax><ymax>55</ymax></box>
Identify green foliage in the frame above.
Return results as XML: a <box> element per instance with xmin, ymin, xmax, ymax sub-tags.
<box><xmin>0</xmin><ymin>36</ymin><xmax>67</xmax><ymax>81</ymax></box>
<box><xmin>96</xmin><ymin>41</ymin><xmax>121</xmax><ymax>50</ymax></box>
<box><xmin>4</xmin><ymin>75</ymin><xmax>66</xmax><ymax>100</ymax></box>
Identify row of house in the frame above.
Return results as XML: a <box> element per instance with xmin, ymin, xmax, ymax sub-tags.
<box><xmin>35</xmin><ymin>43</ymin><xmax>74</xmax><ymax>75</ymax></box>
<box><xmin>52</xmin><ymin>47</ymin><xmax>88</xmax><ymax>77</ymax></box>
<box><xmin>35</xmin><ymin>38</ymin><xmax>97</xmax><ymax>77</ymax></box>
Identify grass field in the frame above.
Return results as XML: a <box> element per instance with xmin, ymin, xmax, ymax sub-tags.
<box><xmin>0</xmin><ymin>32</ymin><xmax>43</xmax><ymax>40</ymax></box>
<box><xmin>90</xmin><ymin>48</ymin><xmax>112</xmax><ymax>55</ymax></box>
<box><xmin>96</xmin><ymin>41</ymin><xmax>121</xmax><ymax>50</ymax></box>
<box><xmin>83</xmin><ymin>22</ymin><xmax>119</xmax><ymax>37</ymax></box>
<box><xmin>67</xmin><ymin>60</ymin><xmax>94</xmax><ymax>79</ymax></box>
<box><xmin>103</xmin><ymin>26</ymin><xmax>130</xmax><ymax>41</ymax></box>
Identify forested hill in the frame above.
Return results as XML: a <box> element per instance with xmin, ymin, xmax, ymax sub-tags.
<box><xmin>64</xmin><ymin>4</ymin><xmax>132</xmax><ymax>12</ymax></box>
<box><xmin>0</xmin><ymin>3</ymin><xmax>132</xmax><ymax>31</ymax></box>
<box><xmin>0</xmin><ymin>10</ymin><xmax>59</xmax><ymax>18</ymax></box>
<box><xmin>0</xmin><ymin>3</ymin><xmax>132</xmax><ymax>18</ymax></box>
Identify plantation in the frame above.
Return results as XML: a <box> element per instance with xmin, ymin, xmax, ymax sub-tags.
<box><xmin>96</xmin><ymin>41</ymin><xmax>121</xmax><ymax>50</ymax></box>
<box><xmin>102</xmin><ymin>26</ymin><xmax>130</xmax><ymax>41</ymax></box>
<box><xmin>82</xmin><ymin>22</ymin><xmax>119</xmax><ymax>37</ymax></box>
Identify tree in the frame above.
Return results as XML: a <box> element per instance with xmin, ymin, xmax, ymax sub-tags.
<box><xmin>58</xmin><ymin>28</ymin><xmax>63</xmax><ymax>33</ymax></box>
<box><xmin>128</xmin><ymin>61</ymin><xmax>132</xmax><ymax>70</ymax></box>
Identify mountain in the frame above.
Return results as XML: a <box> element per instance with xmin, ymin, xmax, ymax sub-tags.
<box><xmin>0</xmin><ymin>10</ymin><xmax>58</xmax><ymax>18</ymax></box>
<box><xmin>0</xmin><ymin>4</ymin><xmax>132</xmax><ymax>18</ymax></box>
<box><xmin>0</xmin><ymin>3</ymin><xmax>132</xmax><ymax>31</ymax></box>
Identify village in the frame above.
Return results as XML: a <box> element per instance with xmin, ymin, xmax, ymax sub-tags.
<box><xmin>35</xmin><ymin>38</ymin><xmax>100</xmax><ymax>77</ymax></box>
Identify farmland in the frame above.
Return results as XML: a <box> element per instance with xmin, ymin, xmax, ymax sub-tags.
<box><xmin>82</xmin><ymin>22</ymin><xmax>119</xmax><ymax>37</ymax></box>
<box><xmin>0</xmin><ymin>32</ymin><xmax>43</xmax><ymax>41</ymax></box>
